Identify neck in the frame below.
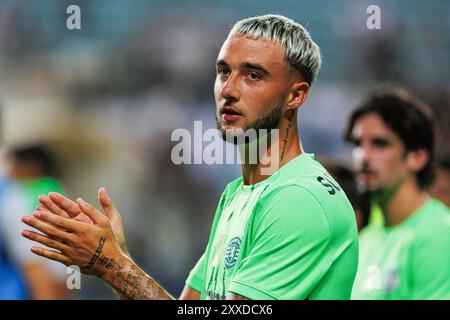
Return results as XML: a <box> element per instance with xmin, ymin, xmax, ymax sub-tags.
<box><xmin>377</xmin><ymin>177</ymin><xmax>428</xmax><ymax>227</ymax></box>
<box><xmin>239</xmin><ymin>111</ymin><xmax>302</xmax><ymax>185</ymax></box>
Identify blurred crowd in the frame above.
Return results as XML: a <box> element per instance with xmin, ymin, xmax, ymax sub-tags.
<box><xmin>0</xmin><ymin>0</ymin><xmax>449</xmax><ymax>299</ymax></box>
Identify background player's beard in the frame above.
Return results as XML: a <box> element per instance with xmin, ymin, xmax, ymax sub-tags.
<box><xmin>357</xmin><ymin>177</ymin><xmax>383</xmax><ymax>201</ymax></box>
<box><xmin>359</xmin><ymin>178</ymin><xmax>403</xmax><ymax>205</ymax></box>
<box><xmin>216</xmin><ymin>104</ymin><xmax>283</xmax><ymax>145</ymax></box>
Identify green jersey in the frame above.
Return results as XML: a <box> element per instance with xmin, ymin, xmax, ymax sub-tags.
<box><xmin>186</xmin><ymin>153</ymin><xmax>359</xmax><ymax>300</ymax></box>
<box><xmin>352</xmin><ymin>198</ymin><xmax>450</xmax><ymax>300</ymax></box>
<box><xmin>20</xmin><ymin>177</ymin><xmax>64</xmax><ymax>210</ymax></box>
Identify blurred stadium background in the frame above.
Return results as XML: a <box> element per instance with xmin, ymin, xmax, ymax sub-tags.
<box><xmin>0</xmin><ymin>0</ymin><xmax>448</xmax><ymax>298</ymax></box>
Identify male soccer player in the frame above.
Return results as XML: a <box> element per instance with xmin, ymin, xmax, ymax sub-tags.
<box><xmin>20</xmin><ymin>14</ymin><xmax>358</xmax><ymax>300</ymax></box>
<box><xmin>345</xmin><ymin>87</ymin><xmax>450</xmax><ymax>299</ymax></box>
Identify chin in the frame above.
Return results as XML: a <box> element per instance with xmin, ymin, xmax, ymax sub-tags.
<box><xmin>366</xmin><ymin>187</ymin><xmax>383</xmax><ymax>196</ymax></box>
<box><xmin>358</xmin><ymin>179</ymin><xmax>380</xmax><ymax>194</ymax></box>
<box><xmin>219</xmin><ymin>128</ymin><xmax>246</xmax><ymax>144</ymax></box>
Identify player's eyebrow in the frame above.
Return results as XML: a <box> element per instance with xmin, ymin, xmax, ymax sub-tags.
<box><xmin>371</xmin><ymin>137</ymin><xmax>390</xmax><ymax>147</ymax></box>
<box><xmin>241</xmin><ymin>62</ymin><xmax>270</xmax><ymax>77</ymax></box>
<box><xmin>216</xmin><ymin>59</ymin><xmax>229</xmax><ymax>69</ymax></box>
<box><xmin>347</xmin><ymin>136</ymin><xmax>361</xmax><ymax>146</ymax></box>
<box><xmin>216</xmin><ymin>59</ymin><xmax>270</xmax><ymax>77</ymax></box>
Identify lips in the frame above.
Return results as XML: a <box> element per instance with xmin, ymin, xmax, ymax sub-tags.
<box><xmin>221</xmin><ymin>106</ymin><xmax>242</xmax><ymax>122</ymax></box>
<box><xmin>359</xmin><ymin>170</ymin><xmax>377</xmax><ymax>182</ymax></box>
<box><xmin>221</xmin><ymin>106</ymin><xmax>242</xmax><ymax>116</ymax></box>
<box><xmin>360</xmin><ymin>169</ymin><xmax>376</xmax><ymax>175</ymax></box>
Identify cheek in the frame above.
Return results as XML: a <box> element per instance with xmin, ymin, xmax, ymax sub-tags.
<box><xmin>352</xmin><ymin>148</ymin><xmax>364</xmax><ymax>167</ymax></box>
<box><xmin>214</xmin><ymin>79</ymin><xmax>222</xmax><ymax>101</ymax></box>
<box><xmin>377</xmin><ymin>152</ymin><xmax>406</xmax><ymax>177</ymax></box>
<box><xmin>244</xmin><ymin>78</ymin><xmax>284</xmax><ymax>100</ymax></box>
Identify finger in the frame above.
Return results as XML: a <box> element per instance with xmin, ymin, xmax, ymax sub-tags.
<box><xmin>35</xmin><ymin>207</ymin><xmax>75</xmax><ymax>232</ymax></box>
<box><xmin>36</xmin><ymin>204</ymin><xmax>50</xmax><ymax>212</ymax></box>
<box><xmin>32</xmin><ymin>211</ymin><xmax>86</xmax><ymax>233</ymax></box>
<box><xmin>49</xmin><ymin>192</ymin><xmax>82</xmax><ymax>218</ymax></box>
<box><xmin>21</xmin><ymin>215</ymin><xmax>74</xmax><ymax>243</ymax></box>
<box><xmin>30</xmin><ymin>246</ymin><xmax>71</xmax><ymax>266</ymax></box>
<box><xmin>22</xmin><ymin>230</ymin><xmax>71</xmax><ymax>253</ymax></box>
<box><xmin>38</xmin><ymin>195</ymin><xmax>70</xmax><ymax>219</ymax></box>
<box><xmin>77</xmin><ymin>198</ymin><xmax>106</xmax><ymax>225</ymax></box>
<box><xmin>98</xmin><ymin>187</ymin><xmax>119</xmax><ymax>220</ymax></box>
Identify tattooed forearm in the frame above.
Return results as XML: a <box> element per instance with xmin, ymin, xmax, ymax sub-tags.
<box><xmin>86</xmin><ymin>237</ymin><xmax>106</xmax><ymax>270</ymax></box>
<box><xmin>96</xmin><ymin>255</ymin><xmax>126</xmax><ymax>274</ymax></box>
<box><xmin>123</xmin><ymin>264</ymin><xmax>145</xmax><ymax>299</ymax></box>
<box><xmin>99</xmin><ymin>254</ymin><xmax>174</xmax><ymax>300</ymax></box>
<box><xmin>142</xmin><ymin>277</ymin><xmax>172</xmax><ymax>300</ymax></box>
<box><xmin>119</xmin><ymin>264</ymin><xmax>173</xmax><ymax>300</ymax></box>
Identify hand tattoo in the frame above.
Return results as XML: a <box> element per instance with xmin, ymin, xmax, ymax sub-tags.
<box><xmin>86</xmin><ymin>237</ymin><xmax>106</xmax><ymax>270</ymax></box>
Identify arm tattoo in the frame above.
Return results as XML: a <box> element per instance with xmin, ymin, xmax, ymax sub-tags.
<box><xmin>96</xmin><ymin>255</ymin><xmax>126</xmax><ymax>274</ymax></box>
<box><xmin>98</xmin><ymin>255</ymin><xmax>174</xmax><ymax>300</ymax></box>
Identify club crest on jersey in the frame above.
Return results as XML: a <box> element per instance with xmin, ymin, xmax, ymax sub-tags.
<box><xmin>224</xmin><ymin>237</ymin><xmax>241</xmax><ymax>269</ymax></box>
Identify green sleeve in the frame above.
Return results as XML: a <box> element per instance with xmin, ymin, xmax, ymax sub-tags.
<box><xmin>185</xmin><ymin>253</ymin><xmax>206</xmax><ymax>294</ymax></box>
<box><xmin>409</xmin><ymin>226</ymin><xmax>450</xmax><ymax>299</ymax></box>
<box><xmin>228</xmin><ymin>186</ymin><xmax>331</xmax><ymax>300</ymax></box>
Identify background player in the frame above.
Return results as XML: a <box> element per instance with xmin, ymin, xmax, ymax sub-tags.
<box><xmin>345</xmin><ymin>87</ymin><xmax>450</xmax><ymax>299</ymax></box>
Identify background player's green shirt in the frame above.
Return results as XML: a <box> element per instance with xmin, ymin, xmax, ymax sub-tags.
<box><xmin>20</xmin><ymin>177</ymin><xmax>64</xmax><ymax>209</ymax></box>
<box><xmin>186</xmin><ymin>153</ymin><xmax>359</xmax><ymax>300</ymax></box>
<box><xmin>352</xmin><ymin>198</ymin><xmax>450</xmax><ymax>300</ymax></box>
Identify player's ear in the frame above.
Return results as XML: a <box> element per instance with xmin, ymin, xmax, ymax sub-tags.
<box><xmin>287</xmin><ymin>80</ymin><xmax>309</xmax><ymax>111</ymax></box>
<box><xmin>406</xmin><ymin>148</ymin><xmax>429</xmax><ymax>174</ymax></box>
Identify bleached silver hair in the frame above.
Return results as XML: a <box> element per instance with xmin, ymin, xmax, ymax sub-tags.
<box><xmin>228</xmin><ymin>14</ymin><xmax>322</xmax><ymax>85</ymax></box>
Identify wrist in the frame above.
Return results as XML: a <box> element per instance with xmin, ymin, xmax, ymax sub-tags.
<box><xmin>98</xmin><ymin>250</ymin><xmax>132</xmax><ymax>286</ymax></box>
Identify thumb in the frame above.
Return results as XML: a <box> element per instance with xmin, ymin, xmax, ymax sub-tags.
<box><xmin>98</xmin><ymin>187</ymin><xmax>120</xmax><ymax>221</ymax></box>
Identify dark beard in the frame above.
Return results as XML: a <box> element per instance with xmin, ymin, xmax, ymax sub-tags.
<box><xmin>216</xmin><ymin>105</ymin><xmax>283</xmax><ymax>145</ymax></box>
<box><xmin>360</xmin><ymin>180</ymin><xmax>402</xmax><ymax>204</ymax></box>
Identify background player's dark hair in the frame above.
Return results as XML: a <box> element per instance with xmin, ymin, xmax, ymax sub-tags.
<box><xmin>321</xmin><ymin>158</ymin><xmax>371</xmax><ymax>230</ymax></box>
<box><xmin>7</xmin><ymin>144</ymin><xmax>59</xmax><ymax>177</ymax></box>
<box><xmin>344</xmin><ymin>86</ymin><xmax>437</xmax><ymax>189</ymax></box>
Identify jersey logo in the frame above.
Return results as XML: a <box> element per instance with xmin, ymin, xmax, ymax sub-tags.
<box><xmin>224</xmin><ymin>237</ymin><xmax>241</xmax><ymax>269</ymax></box>
<box><xmin>317</xmin><ymin>173</ymin><xmax>341</xmax><ymax>195</ymax></box>
<box><xmin>384</xmin><ymin>269</ymin><xmax>400</xmax><ymax>293</ymax></box>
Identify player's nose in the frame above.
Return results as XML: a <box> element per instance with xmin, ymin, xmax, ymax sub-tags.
<box><xmin>352</xmin><ymin>145</ymin><xmax>373</xmax><ymax>169</ymax></box>
<box><xmin>220</xmin><ymin>74</ymin><xmax>240</xmax><ymax>101</ymax></box>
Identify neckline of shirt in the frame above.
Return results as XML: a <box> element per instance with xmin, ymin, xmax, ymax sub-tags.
<box><xmin>239</xmin><ymin>152</ymin><xmax>314</xmax><ymax>192</ymax></box>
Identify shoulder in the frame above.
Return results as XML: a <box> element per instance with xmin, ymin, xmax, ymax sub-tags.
<box><xmin>258</xmin><ymin>184</ymin><xmax>326</xmax><ymax>212</ymax></box>
<box><xmin>252</xmin><ymin>185</ymin><xmax>331</xmax><ymax>239</ymax></box>
<box><xmin>407</xmin><ymin>203</ymin><xmax>450</xmax><ymax>292</ymax></box>
<box><xmin>393</xmin><ymin>200</ymin><xmax>450</xmax><ymax>267</ymax></box>
<box><xmin>411</xmin><ymin>199</ymin><xmax>450</xmax><ymax>240</ymax></box>
<box><xmin>256</xmin><ymin>176</ymin><xmax>354</xmax><ymax>234</ymax></box>
<box><xmin>274</xmin><ymin>154</ymin><xmax>351</xmax><ymax>208</ymax></box>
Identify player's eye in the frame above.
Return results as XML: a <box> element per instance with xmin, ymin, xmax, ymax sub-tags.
<box><xmin>248</xmin><ymin>72</ymin><xmax>262</xmax><ymax>80</ymax></box>
<box><xmin>216</xmin><ymin>66</ymin><xmax>230</xmax><ymax>76</ymax></box>
<box><xmin>350</xmin><ymin>138</ymin><xmax>361</xmax><ymax>147</ymax></box>
<box><xmin>372</xmin><ymin>138</ymin><xmax>389</xmax><ymax>148</ymax></box>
